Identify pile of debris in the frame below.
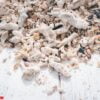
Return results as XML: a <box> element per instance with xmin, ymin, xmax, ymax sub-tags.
<box><xmin>0</xmin><ymin>0</ymin><xmax>100</xmax><ymax>81</ymax></box>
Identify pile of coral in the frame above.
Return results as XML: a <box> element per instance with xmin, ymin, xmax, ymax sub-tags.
<box><xmin>0</xmin><ymin>0</ymin><xmax>100</xmax><ymax>80</ymax></box>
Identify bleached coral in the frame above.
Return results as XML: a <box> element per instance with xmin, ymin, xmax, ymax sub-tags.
<box><xmin>50</xmin><ymin>10</ymin><xmax>89</xmax><ymax>29</ymax></box>
<box><xmin>55</xmin><ymin>0</ymin><xmax>66</xmax><ymax>8</ymax></box>
<box><xmin>38</xmin><ymin>23</ymin><xmax>56</xmax><ymax>42</ymax></box>
<box><xmin>0</xmin><ymin>22</ymin><xmax>19</xmax><ymax>30</ymax></box>
<box><xmin>0</xmin><ymin>31</ymin><xmax>8</xmax><ymax>44</ymax></box>
<box><xmin>0</xmin><ymin>0</ymin><xmax>99</xmax><ymax>90</ymax></box>
<box><xmin>49</xmin><ymin>60</ymin><xmax>71</xmax><ymax>77</ymax></box>
<box><xmin>58</xmin><ymin>33</ymin><xmax>78</xmax><ymax>47</ymax></box>
<box><xmin>41</xmin><ymin>46</ymin><xmax>58</xmax><ymax>56</ymax></box>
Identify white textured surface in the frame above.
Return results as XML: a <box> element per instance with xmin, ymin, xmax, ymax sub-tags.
<box><xmin>0</xmin><ymin>49</ymin><xmax>100</xmax><ymax>100</ymax></box>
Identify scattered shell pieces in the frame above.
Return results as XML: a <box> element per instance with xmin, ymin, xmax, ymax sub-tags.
<box><xmin>0</xmin><ymin>0</ymin><xmax>100</xmax><ymax>93</ymax></box>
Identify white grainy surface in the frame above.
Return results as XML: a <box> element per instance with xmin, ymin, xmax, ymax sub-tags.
<box><xmin>0</xmin><ymin>49</ymin><xmax>100</xmax><ymax>100</ymax></box>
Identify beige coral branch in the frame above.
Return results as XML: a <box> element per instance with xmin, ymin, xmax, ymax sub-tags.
<box><xmin>58</xmin><ymin>33</ymin><xmax>78</xmax><ymax>47</ymax></box>
<box><xmin>49</xmin><ymin>60</ymin><xmax>71</xmax><ymax>77</ymax></box>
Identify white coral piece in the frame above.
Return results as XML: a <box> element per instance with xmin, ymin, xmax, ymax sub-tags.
<box><xmin>55</xmin><ymin>0</ymin><xmax>66</xmax><ymax>8</ymax></box>
<box><xmin>0</xmin><ymin>31</ymin><xmax>8</xmax><ymax>44</ymax></box>
<box><xmin>58</xmin><ymin>32</ymin><xmax>78</xmax><ymax>47</ymax></box>
<box><xmin>39</xmin><ymin>23</ymin><xmax>56</xmax><ymax>42</ymax></box>
<box><xmin>0</xmin><ymin>22</ymin><xmax>19</xmax><ymax>30</ymax></box>
<box><xmin>30</xmin><ymin>48</ymin><xmax>45</xmax><ymax>61</ymax></box>
<box><xmin>50</xmin><ymin>10</ymin><xmax>89</xmax><ymax>29</ymax></box>
<box><xmin>18</xmin><ymin>6</ymin><xmax>28</xmax><ymax>27</ymax></box>
<box><xmin>30</xmin><ymin>23</ymin><xmax>56</xmax><ymax>42</ymax></box>
<box><xmin>9</xmin><ymin>29</ymin><xmax>23</xmax><ymax>43</ymax></box>
<box><xmin>49</xmin><ymin>60</ymin><xmax>71</xmax><ymax>77</ymax></box>
<box><xmin>41</xmin><ymin>46</ymin><xmax>58</xmax><ymax>56</ymax></box>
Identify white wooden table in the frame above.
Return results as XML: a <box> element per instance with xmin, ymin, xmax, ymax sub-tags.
<box><xmin>0</xmin><ymin>49</ymin><xmax>100</xmax><ymax>100</ymax></box>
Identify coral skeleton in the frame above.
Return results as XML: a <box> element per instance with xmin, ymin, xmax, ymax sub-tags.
<box><xmin>0</xmin><ymin>0</ymin><xmax>100</xmax><ymax>92</ymax></box>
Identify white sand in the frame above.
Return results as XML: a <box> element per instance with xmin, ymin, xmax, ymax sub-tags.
<box><xmin>0</xmin><ymin>49</ymin><xmax>100</xmax><ymax>100</ymax></box>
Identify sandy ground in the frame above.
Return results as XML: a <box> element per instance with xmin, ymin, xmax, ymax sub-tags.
<box><xmin>0</xmin><ymin>49</ymin><xmax>100</xmax><ymax>100</ymax></box>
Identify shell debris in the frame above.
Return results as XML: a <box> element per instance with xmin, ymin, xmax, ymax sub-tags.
<box><xmin>0</xmin><ymin>0</ymin><xmax>100</xmax><ymax>94</ymax></box>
